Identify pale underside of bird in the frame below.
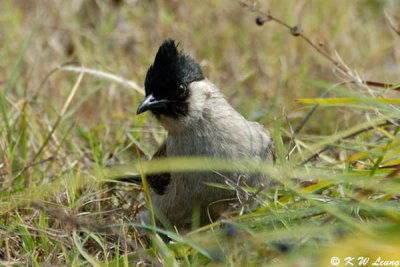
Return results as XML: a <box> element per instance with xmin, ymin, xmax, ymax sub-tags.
<box><xmin>133</xmin><ymin>39</ymin><xmax>275</xmax><ymax>230</ymax></box>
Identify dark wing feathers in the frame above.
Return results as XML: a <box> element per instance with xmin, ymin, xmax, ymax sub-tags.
<box><xmin>113</xmin><ymin>141</ymin><xmax>171</xmax><ymax>195</ymax></box>
<box><xmin>146</xmin><ymin>141</ymin><xmax>171</xmax><ymax>195</ymax></box>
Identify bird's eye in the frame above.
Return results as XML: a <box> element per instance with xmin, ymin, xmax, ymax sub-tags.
<box><xmin>177</xmin><ymin>83</ymin><xmax>188</xmax><ymax>97</ymax></box>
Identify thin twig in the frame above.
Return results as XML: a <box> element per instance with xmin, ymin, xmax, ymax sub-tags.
<box><xmin>213</xmin><ymin>171</ymin><xmax>268</xmax><ymax>208</ymax></box>
<box><xmin>286</xmin><ymin>90</ymin><xmax>330</xmax><ymax>159</ymax></box>
<box><xmin>240</xmin><ymin>0</ymin><xmax>400</xmax><ymax>91</ymax></box>
<box><xmin>284</xmin><ymin>111</ymin><xmax>295</xmax><ymax>159</ymax></box>
<box><xmin>301</xmin><ymin>120</ymin><xmax>399</xmax><ymax>165</ymax></box>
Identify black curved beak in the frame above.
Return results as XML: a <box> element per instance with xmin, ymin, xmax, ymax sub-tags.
<box><xmin>136</xmin><ymin>93</ymin><xmax>172</xmax><ymax>115</ymax></box>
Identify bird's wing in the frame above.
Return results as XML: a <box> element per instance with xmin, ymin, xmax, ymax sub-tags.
<box><xmin>146</xmin><ymin>140</ymin><xmax>171</xmax><ymax>195</ymax></box>
<box><xmin>111</xmin><ymin>141</ymin><xmax>171</xmax><ymax>195</ymax></box>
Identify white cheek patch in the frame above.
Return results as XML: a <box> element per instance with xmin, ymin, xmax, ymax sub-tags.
<box><xmin>157</xmin><ymin>80</ymin><xmax>219</xmax><ymax>133</ymax></box>
<box><xmin>187</xmin><ymin>80</ymin><xmax>212</xmax><ymax>117</ymax></box>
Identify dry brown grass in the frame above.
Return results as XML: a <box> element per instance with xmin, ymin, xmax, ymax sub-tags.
<box><xmin>1</xmin><ymin>0</ymin><xmax>400</xmax><ymax>265</ymax></box>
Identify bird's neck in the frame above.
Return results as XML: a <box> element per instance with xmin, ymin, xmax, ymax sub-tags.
<box><xmin>158</xmin><ymin>97</ymin><xmax>234</xmax><ymax>135</ymax></box>
<box><xmin>164</xmin><ymin>103</ymin><xmax>245</xmax><ymax>158</ymax></box>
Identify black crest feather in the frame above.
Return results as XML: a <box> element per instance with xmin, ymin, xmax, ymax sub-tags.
<box><xmin>144</xmin><ymin>39</ymin><xmax>204</xmax><ymax>100</ymax></box>
<box><xmin>153</xmin><ymin>40</ymin><xmax>179</xmax><ymax>67</ymax></box>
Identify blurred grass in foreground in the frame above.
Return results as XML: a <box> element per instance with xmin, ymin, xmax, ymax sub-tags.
<box><xmin>1</xmin><ymin>0</ymin><xmax>400</xmax><ymax>265</ymax></box>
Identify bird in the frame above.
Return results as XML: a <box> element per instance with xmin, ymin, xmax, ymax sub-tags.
<box><xmin>134</xmin><ymin>39</ymin><xmax>275</xmax><ymax>231</ymax></box>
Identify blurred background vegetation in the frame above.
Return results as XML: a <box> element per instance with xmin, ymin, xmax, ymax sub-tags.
<box><xmin>1</xmin><ymin>0</ymin><xmax>400</xmax><ymax>266</ymax></box>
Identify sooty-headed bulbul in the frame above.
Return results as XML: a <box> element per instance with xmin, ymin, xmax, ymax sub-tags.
<box><xmin>135</xmin><ymin>39</ymin><xmax>274</xmax><ymax>230</ymax></box>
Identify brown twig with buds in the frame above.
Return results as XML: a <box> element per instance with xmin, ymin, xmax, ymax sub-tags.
<box><xmin>240</xmin><ymin>0</ymin><xmax>400</xmax><ymax>91</ymax></box>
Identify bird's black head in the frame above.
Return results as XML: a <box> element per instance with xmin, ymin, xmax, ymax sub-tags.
<box><xmin>137</xmin><ymin>39</ymin><xmax>205</xmax><ymax>118</ymax></box>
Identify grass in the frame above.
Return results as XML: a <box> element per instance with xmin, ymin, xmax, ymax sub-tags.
<box><xmin>1</xmin><ymin>0</ymin><xmax>400</xmax><ymax>265</ymax></box>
